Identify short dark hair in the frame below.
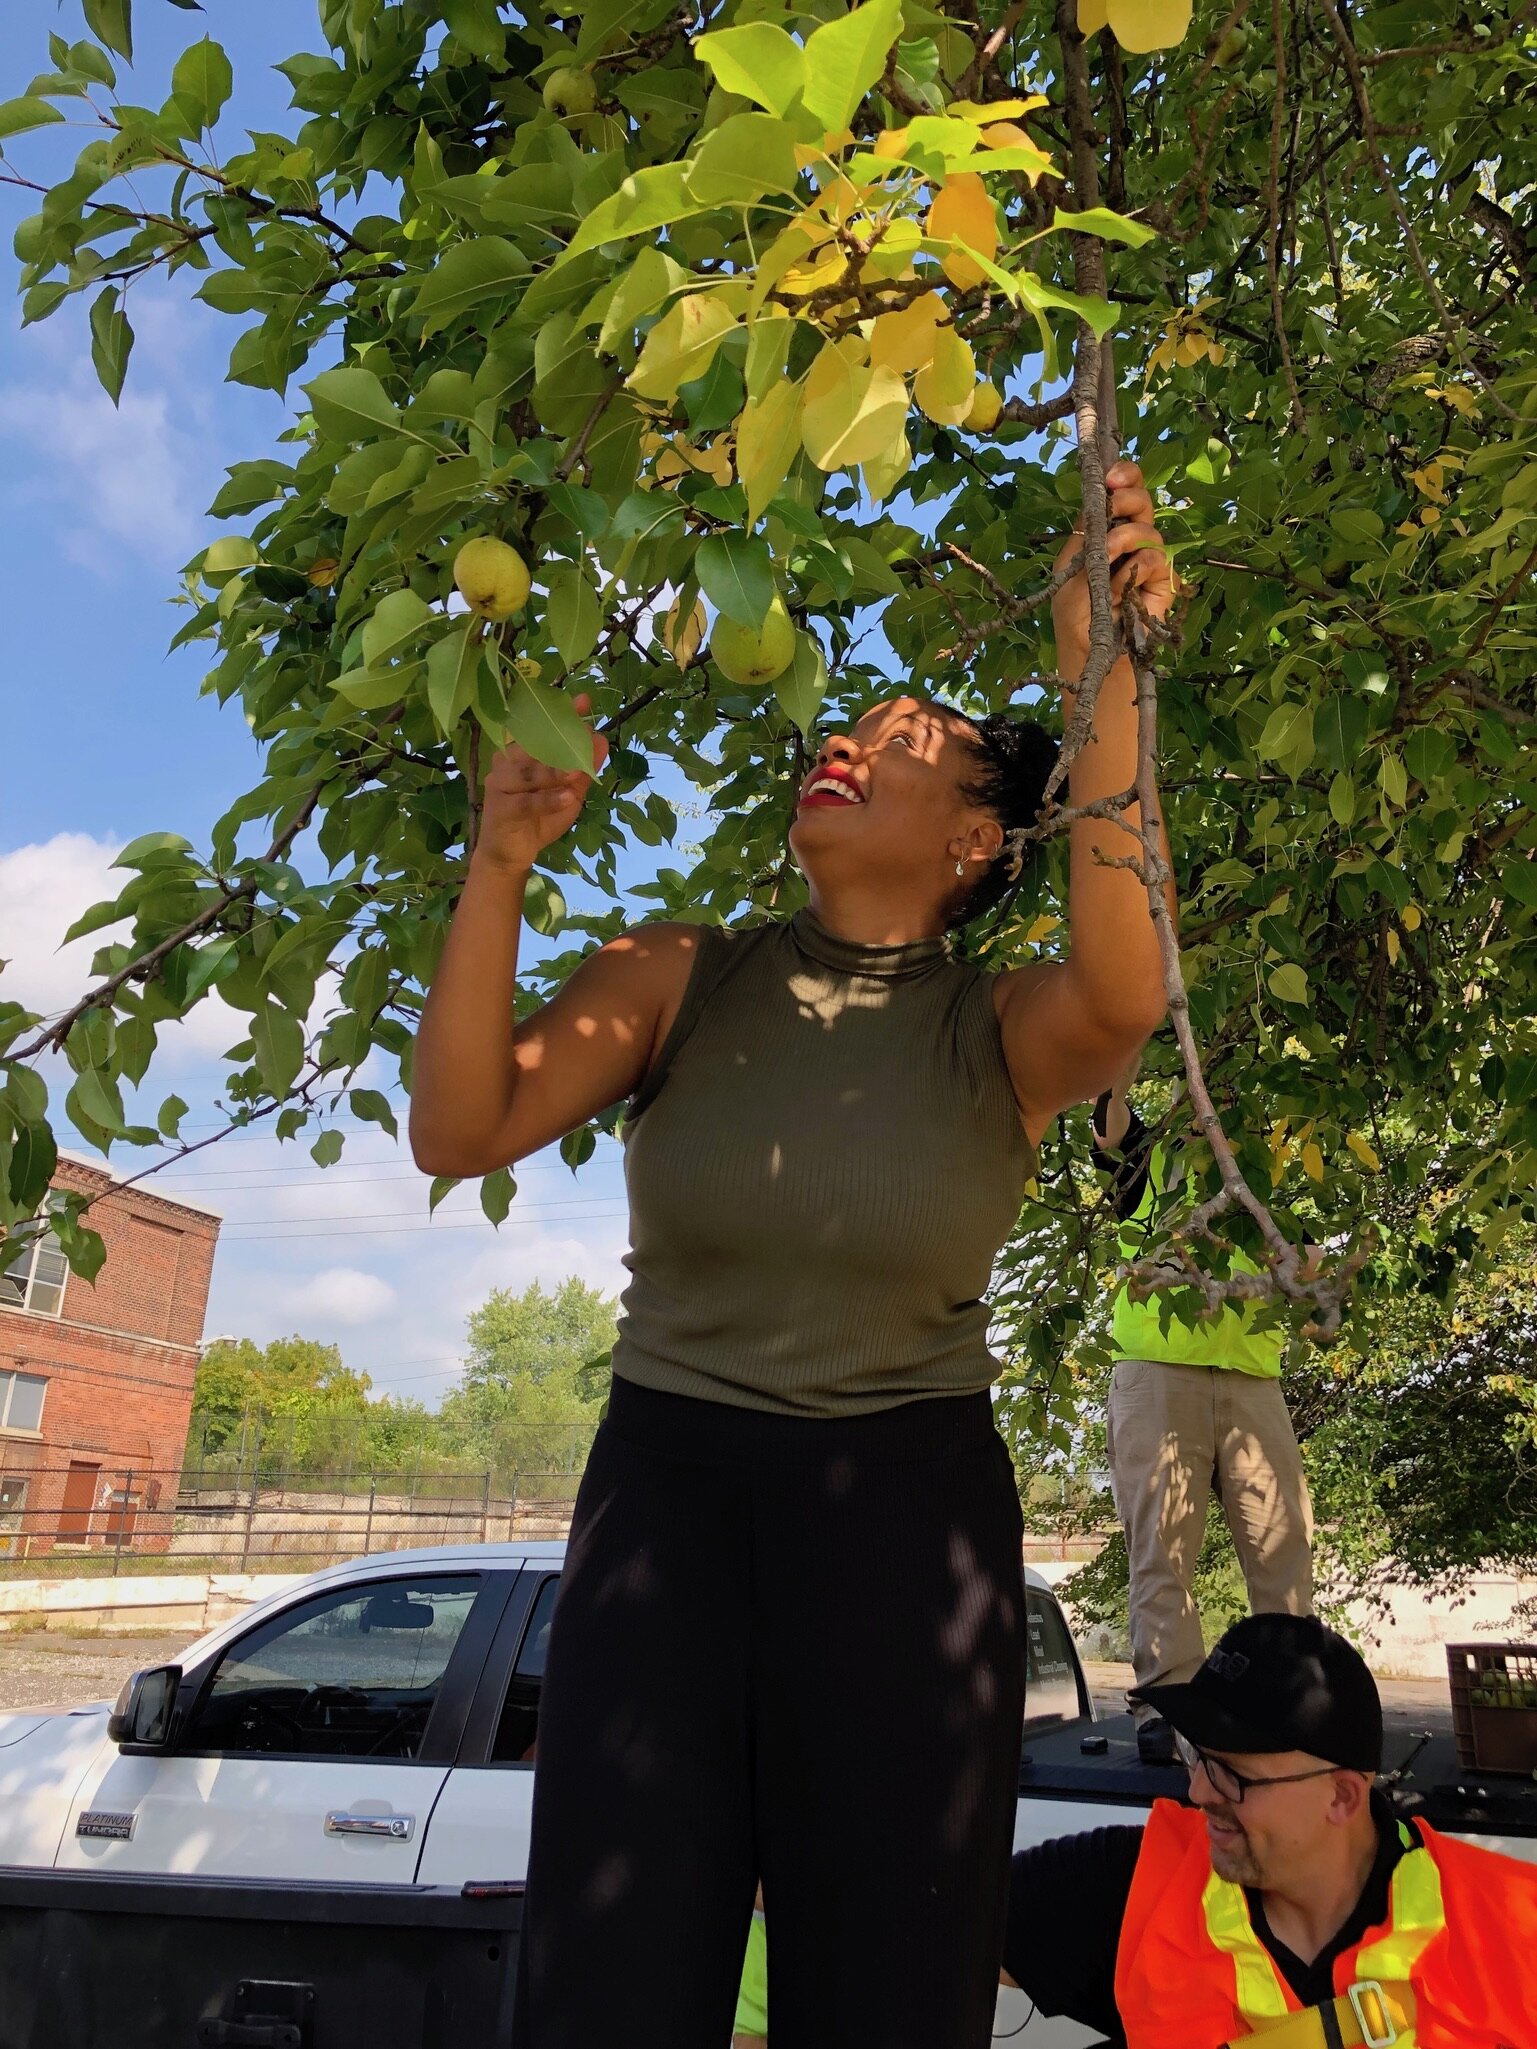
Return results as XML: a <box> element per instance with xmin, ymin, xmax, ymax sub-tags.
<box><xmin>938</xmin><ymin>708</ymin><xmax>1060</xmax><ymax>929</ymax></box>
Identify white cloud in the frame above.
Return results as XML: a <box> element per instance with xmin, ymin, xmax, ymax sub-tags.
<box><xmin>0</xmin><ymin>832</ymin><xmax>126</xmax><ymax>1022</ymax></box>
<box><xmin>0</xmin><ymin>293</ymin><xmax>221</xmax><ymax>574</ymax></box>
<box><xmin>0</xmin><ymin>830</ymin><xmax>240</xmax><ymax>1061</ymax></box>
<box><xmin>288</xmin><ymin>1266</ymin><xmax>398</xmax><ymax>1325</ymax></box>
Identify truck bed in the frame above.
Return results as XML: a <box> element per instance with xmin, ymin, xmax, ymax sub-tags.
<box><xmin>1020</xmin><ymin>1711</ymin><xmax>1537</xmax><ymax>1843</ymax></box>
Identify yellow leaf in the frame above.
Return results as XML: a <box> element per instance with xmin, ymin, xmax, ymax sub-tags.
<box><xmin>875</xmin><ymin>127</ymin><xmax>910</xmax><ymax>157</ymax></box>
<box><xmin>1386</xmin><ymin>928</ymin><xmax>1401</xmax><ymax>964</ymax></box>
<box><xmin>1301</xmin><ymin>1140</ymin><xmax>1324</xmax><ymax>1184</ymax></box>
<box><xmin>662</xmin><ymin>595</ymin><xmax>707</xmax><ymax>671</ymax></box>
<box><xmin>1421</xmin><ymin>505</ymin><xmax>1441</xmax><ymax>526</ymax></box>
<box><xmin>779</xmin><ymin>242</ymin><xmax>849</xmax><ymax>297</ymax></box>
<box><xmin>1207</xmin><ymin>340</ymin><xmax>1225</xmax><ymax>366</ymax></box>
<box><xmin>738</xmin><ymin>377</ymin><xmax>804</xmax><ymax>522</ymax></box>
<box><xmin>1346</xmin><ymin>1132</ymin><xmax>1382</xmax><ymax>1172</ymax></box>
<box><xmin>1175</xmin><ymin>333</ymin><xmax>1204</xmax><ymax>366</ymax></box>
<box><xmin>1147</xmin><ymin>336</ymin><xmax>1177</xmax><ymax>374</ymax></box>
<box><xmin>801</xmin><ymin>346</ymin><xmax>909</xmax><ymax>471</ymax></box>
<box><xmin>949</xmin><ymin>96</ymin><xmax>1050</xmax><ymax>121</ymax></box>
<box><xmin>1401</xmin><ymin>902</ymin><xmax>1422</xmax><ymax>931</ymax></box>
<box><xmin>1106</xmin><ymin>0</ymin><xmax>1193</xmax><ymax>52</ymax></box>
<box><xmin>628</xmin><ymin>293</ymin><xmax>736</xmax><ymax>401</ymax></box>
<box><xmin>1025</xmin><ymin>913</ymin><xmax>1059</xmax><ymax>943</ymax></box>
<box><xmin>914</xmin><ymin>322</ymin><xmax>975</xmax><ymax>426</ymax></box>
<box><xmin>693</xmin><ymin>439</ymin><xmax>734</xmax><ymax>486</ymax></box>
<box><xmin>869</xmin><ymin>290</ymin><xmax>945</xmax><ymax>375</ymax></box>
<box><xmin>860</xmin><ymin>426</ymin><xmax>912</xmax><ymax>503</ymax></box>
<box><xmin>926</xmin><ymin>173</ymin><xmax>998</xmax><ymax>290</ymax></box>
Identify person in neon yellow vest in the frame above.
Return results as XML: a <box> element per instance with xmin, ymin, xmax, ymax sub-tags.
<box><xmin>1092</xmin><ymin>1049</ymin><xmax>1314</xmax><ymax>1766</ymax></box>
<box><xmin>732</xmin><ymin>1888</ymin><xmax>768</xmax><ymax>2044</ymax></box>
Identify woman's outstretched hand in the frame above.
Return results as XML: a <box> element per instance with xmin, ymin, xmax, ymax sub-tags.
<box><xmin>1051</xmin><ymin>460</ymin><xmax>1174</xmax><ymax>673</ymax></box>
<box><xmin>476</xmin><ymin>691</ymin><xmax>609</xmax><ymax>875</ymax></box>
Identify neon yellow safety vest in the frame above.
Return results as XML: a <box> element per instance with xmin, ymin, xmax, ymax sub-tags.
<box><xmin>1110</xmin><ymin>1141</ymin><xmax>1285</xmax><ymax>1378</ymax></box>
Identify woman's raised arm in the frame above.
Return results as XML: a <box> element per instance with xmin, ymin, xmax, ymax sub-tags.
<box><xmin>999</xmin><ymin>460</ymin><xmax>1176</xmax><ymax>1140</ymax></box>
<box><xmin>409</xmin><ymin>698</ymin><xmax>696</xmax><ymax>1178</ymax></box>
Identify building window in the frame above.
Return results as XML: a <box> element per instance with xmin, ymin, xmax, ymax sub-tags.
<box><xmin>0</xmin><ymin>1200</ymin><xmax>68</xmax><ymax>1318</ymax></box>
<box><xmin>0</xmin><ymin>1371</ymin><xmax>46</xmax><ymax>1433</ymax></box>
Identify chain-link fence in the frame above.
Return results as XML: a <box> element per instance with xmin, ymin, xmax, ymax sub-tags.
<box><xmin>0</xmin><ymin>1458</ymin><xmax>583</xmax><ymax>1580</ymax></box>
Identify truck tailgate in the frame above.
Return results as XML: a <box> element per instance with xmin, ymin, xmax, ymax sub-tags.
<box><xmin>0</xmin><ymin>1866</ymin><xmax>522</xmax><ymax>2049</ymax></box>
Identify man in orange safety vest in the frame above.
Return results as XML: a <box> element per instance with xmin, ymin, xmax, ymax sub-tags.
<box><xmin>1001</xmin><ymin>1613</ymin><xmax>1537</xmax><ymax>2047</ymax></box>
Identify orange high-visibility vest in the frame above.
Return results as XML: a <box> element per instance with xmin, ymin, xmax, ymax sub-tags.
<box><xmin>1114</xmin><ymin>1799</ymin><xmax>1537</xmax><ymax>2049</ymax></box>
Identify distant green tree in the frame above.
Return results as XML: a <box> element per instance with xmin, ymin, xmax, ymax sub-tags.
<box><xmin>188</xmin><ymin>1333</ymin><xmax>377</xmax><ymax>1474</ymax></box>
<box><xmin>437</xmin><ymin>1276</ymin><xmax>617</xmax><ymax>1485</ymax></box>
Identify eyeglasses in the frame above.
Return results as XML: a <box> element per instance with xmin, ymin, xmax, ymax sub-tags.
<box><xmin>1175</xmin><ymin>1733</ymin><xmax>1344</xmax><ymax>1805</ymax></box>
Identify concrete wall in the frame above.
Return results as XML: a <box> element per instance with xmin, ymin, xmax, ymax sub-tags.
<box><xmin>0</xmin><ymin>1571</ymin><xmax>303</xmax><ymax>1637</ymax></box>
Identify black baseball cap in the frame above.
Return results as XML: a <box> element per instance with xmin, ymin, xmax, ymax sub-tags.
<box><xmin>1131</xmin><ymin>1614</ymin><xmax>1383</xmax><ymax>1773</ymax></box>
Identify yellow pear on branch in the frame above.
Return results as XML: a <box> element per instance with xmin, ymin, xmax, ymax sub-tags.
<box><xmin>453</xmin><ymin>536</ymin><xmax>532</xmax><ymax>620</ymax></box>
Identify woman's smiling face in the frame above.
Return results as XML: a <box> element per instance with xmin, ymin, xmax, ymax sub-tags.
<box><xmin>788</xmin><ymin>698</ymin><xmax>1003</xmax><ymax>917</ymax></box>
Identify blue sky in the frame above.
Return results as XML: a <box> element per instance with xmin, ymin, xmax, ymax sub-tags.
<box><xmin>1</xmin><ymin>3</ymin><xmax>631</xmax><ymax>1407</ymax></box>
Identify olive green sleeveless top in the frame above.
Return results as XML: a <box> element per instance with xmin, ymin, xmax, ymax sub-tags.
<box><xmin>612</xmin><ymin>910</ymin><xmax>1033</xmax><ymax>1417</ymax></box>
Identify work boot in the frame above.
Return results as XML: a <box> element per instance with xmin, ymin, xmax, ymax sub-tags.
<box><xmin>1136</xmin><ymin>1715</ymin><xmax>1178</xmax><ymax>1766</ymax></box>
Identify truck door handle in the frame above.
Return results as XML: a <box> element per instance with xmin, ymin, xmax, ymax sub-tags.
<box><xmin>324</xmin><ymin>1810</ymin><xmax>413</xmax><ymax>1840</ymax></box>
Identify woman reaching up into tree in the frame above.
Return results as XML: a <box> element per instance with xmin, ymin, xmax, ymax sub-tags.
<box><xmin>410</xmin><ymin>459</ymin><xmax>1175</xmax><ymax>2049</ymax></box>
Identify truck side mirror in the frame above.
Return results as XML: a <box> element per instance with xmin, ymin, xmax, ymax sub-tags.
<box><xmin>108</xmin><ymin>1664</ymin><xmax>181</xmax><ymax>1750</ymax></box>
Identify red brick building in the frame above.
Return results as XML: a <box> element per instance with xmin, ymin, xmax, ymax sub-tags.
<box><xmin>0</xmin><ymin>1156</ymin><xmax>220</xmax><ymax>1561</ymax></box>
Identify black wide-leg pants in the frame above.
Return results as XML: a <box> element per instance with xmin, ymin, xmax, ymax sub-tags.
<box><xmin>512</xmin><ymin>1374</ymin><xmax>1027</xmax><ymax>2049</ymax></box>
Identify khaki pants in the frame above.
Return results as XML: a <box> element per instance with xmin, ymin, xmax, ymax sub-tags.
<box><xmin>1106</xmin><ymin>1359</ymin><xmax>1314</xmax><ymax>1712</ymax></box>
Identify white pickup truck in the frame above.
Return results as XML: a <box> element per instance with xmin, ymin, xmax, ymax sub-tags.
<box><xmin>0</xmin><ymin>1541</ymin><xmax>1531</xmax><ymax>2049</ymax></box>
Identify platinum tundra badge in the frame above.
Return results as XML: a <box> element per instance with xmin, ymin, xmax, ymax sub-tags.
<box><xmin>75</xmin><ymin>1811</ymin><xmax>135</xmax><ymax>1842</ymax></box>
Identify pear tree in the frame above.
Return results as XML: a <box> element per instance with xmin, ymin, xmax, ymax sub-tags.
<box><xmin>0</xmin><ymin>0</ymin><xmax>1531</xmax><ymax>1388</ymax></box>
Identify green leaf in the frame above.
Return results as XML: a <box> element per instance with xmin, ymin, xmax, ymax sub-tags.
<box><xmin>82</xmin><ymin>0</ymin><xmax>132</xmax><ymax>62</ymax></box>
<box><xmin>480</xmin><ymin>1165</ymin><xmax>515</xmax><ymax>1224</ymax></box>
<box><xmin>361</xmin><ymin>587</ymin><xmax>430</xmax><ymax>666</ymax></box>
<box><xmin>411</xmin><ymin>236</ymin><xmax>528</xmax><ymax>337</ymax></box>
<box><xmin>1327</xmin><ymin>771</ymin><xmax>1356</xmax><ymax>828</ymax></box>
<box><xmin>800</xmin><ymin>0</ymin><xmax>903</xmax><ymax>135</ymax></box>
<box><xmin>0</xmin><ymin>97</ymin><xmax>66</xmax><ymax>139</ymax></box>
<box><xmin>597</xmin><ymin>247</ymin><xmax>689</xmax><ymax>354</ymax></box>
<box><xmin>776</xmin><ymin>631</ymin><xmax>827</xmax><ymax>734</ymax></box>
<box><xmin>349</xmin><ymin>1087</ymin><xmax>398</xmax><ymax>1137</ymax></box>
<box><xmin>546</xmin><ymin>565</ymin><xmax>603</xmax><ymax>668</ymax></box>
<box><xmin>504</xmin><ymin>673</ymin><xmax>595</xmax><ymax>774</ymax></box>
<box><xmin>182</xmin><ymin>936</ymin><xmax>237</xmax><ymax>1004</ymax></box>
<box><xmin>4</xmin><ymin>1067</ymin><xmax>48</xmax><ymax>1125</ymax></box>
<box><xmin>442</xmin><ymin>0</ymin><xmax>506</xmax><ymax>62</ymax></box>
<box><xmin>693</xmin><ymin>22</ymin><xmax>807</xmax><ymax>118</ymax></box>
<box><xmin>563</xmin><ymin>163</ymin><xmax>706</xmax><ymax>261</ymax></box>
<box><xmin>7</xmin><ymin>1120</ymin><xmax>57</xmax><ymax>1211</ymax></box>
<box><xmin>1379</xmin><ymin>750</ymin><xmax>1408</xmax><ymax>808</ymax></box>
<box><xmin>252</xmin><ymin>1001</ymin><xmax>305</xmax><ymax>1096</ymax></box>
<box><xmin>1051</xmin><ymin>206</ymin><xmax>1157</xmax><ymax>249</ymax></box>
<box><xmin>428</xmin><ymin>1174</ymin><xmax>460</xmax><ymax>1214</ymax></box>
<box><xmin>628</xmin><ymin>292</ymin><xmax>737</xmax><ymax>402</ymax></box>
<box><xmin>738</xmin><ymin>378</ymin><xmax>803</xmax><ymax>524</ymax></box>
<box><xmin>684</xmin><ymin>114</ymin><xmax>800</xmax><ymax>209</ymax></box>
<box><xmin>696</xmin><ymin>532</ymin><xmax>775</xmax><ymax>630</ymax></box>
<box><xmin>170</xmin><ymin>35</ymin><xmax>232</xmax><ymax>131</ymax></box>
<box><xmin>303</xmin><ymin>365</ymin><xmax>401</xmax><ymax>442</ymax></box>
<box><xmin>88</xmin><ymin>286</ymin><xmax>134</xmax><ymax>405</ymax></box>
<box><xmin>157</xmin><ymin>1093</ymin><xmax>188</xmax><ymax>1138</ymax></box>
<box><xmin>311</xmin><ymin>1128</ymin><xmax>345</xmax><ymax>1167</ymax></box>
<box><xmin>561</xmin><ymin>1124</ymin><xmax>597</xmax><ymax>1170</ymax></box>
<box><xmin>1267</xmin><ymin>963</ymin><xmax>1309</xmax><ymax>1006</ymax></box>
<box><xmin>426</xmin><ymin>622</ymin><xmax>485</xmax><ymax>735</ymax></box>
<box><xmin>1256</xmin><ymin>700</ymin><xmax>1316</xmax><ymax>777</ymax></box>
<box><xmin>68</xmin><ymin>1065</ymin><xmax>126</xmax><ymax>1137</ymax></box>
<box><xmin>523</xmin><ymin>872</ymin><xmax>568</xmax><ymax>935</ymax></box>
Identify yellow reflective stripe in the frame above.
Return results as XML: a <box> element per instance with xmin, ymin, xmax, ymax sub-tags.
<box><xmin>1354</xmin><ymin>1843</ymin><xmax>1446</xmax><ymax>1987</ymax></box>
<box><xmin>1201</xmin><ymin>1868</ymin><xmax>1292</xmax><ymax>2023</ymax></box>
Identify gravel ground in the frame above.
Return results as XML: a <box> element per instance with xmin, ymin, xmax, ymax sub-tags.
<box><xmin>0</xmin><ymin>1631</ymin><xmax>202</xmax><ymax>1712</ymax></box>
